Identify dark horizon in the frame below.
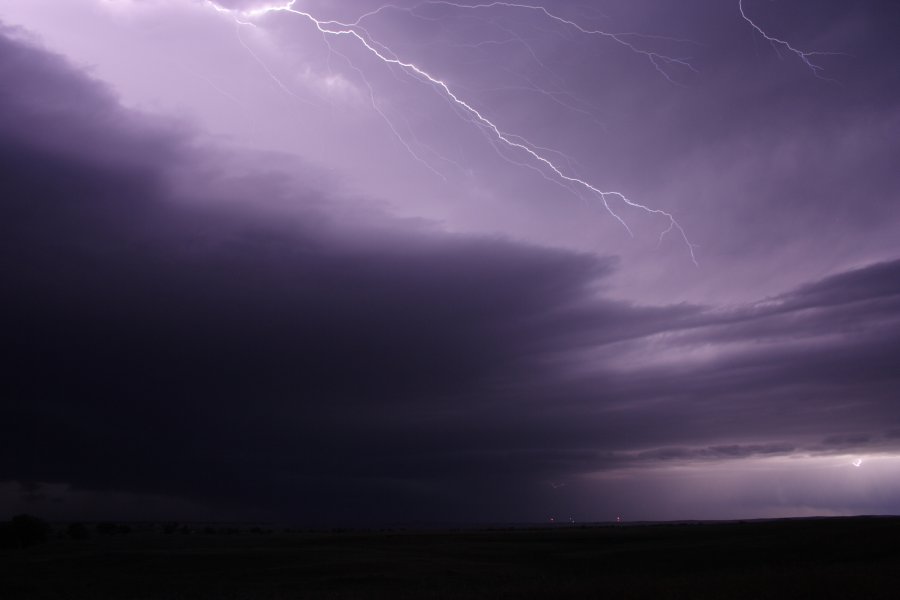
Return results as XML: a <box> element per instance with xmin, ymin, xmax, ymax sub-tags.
<box><xmin>15</xmin><ymin>513</ymin><xmax>900</xmax><ymax>529</ymax></box>
<box><xmin>5</xmin><ymin>515</ymin><xmax>900</xmax><ymax>599</ymax></box>
<box><xmin>3</xmin><ymin>0</ymin><xmax>900</xmax><ymax>527</ymax></box>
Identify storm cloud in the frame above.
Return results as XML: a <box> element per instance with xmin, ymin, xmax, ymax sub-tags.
<box><xmin>2</xmin><ymin>3</ymin><xmax>900</xmax><ymax>524</ymax></box>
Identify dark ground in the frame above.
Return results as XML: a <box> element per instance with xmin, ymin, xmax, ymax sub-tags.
<box><xmin>2</xmin><ymin>517</ymin><xmax>899</xmax><ymax>599</ymax></box>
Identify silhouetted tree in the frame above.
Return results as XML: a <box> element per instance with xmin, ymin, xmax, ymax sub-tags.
<box><xmin>0</xmin><ymin>514</ymin><xmax>51</xmax><ymax>548</ymax></box>
<box><xmin>96</xmin><ymin>522</ymin><xmax>132</xmax><ymax>535</ymax></box>
<box><xmin>66</xmin><ymin>522</ymin><xmax>91</xmax><ymax>541</ymax></box>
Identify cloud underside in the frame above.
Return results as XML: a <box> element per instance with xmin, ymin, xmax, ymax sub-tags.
<box><xmin>2</xmin><ymin>26</ymin><xmax>900</xmax><ymax>522</ymax></box>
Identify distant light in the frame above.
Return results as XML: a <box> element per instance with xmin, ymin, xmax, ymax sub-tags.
<box><xmin>852</xmin><ymin>458</ymin><xmax>862</xmax><ymax>467</ymax></box>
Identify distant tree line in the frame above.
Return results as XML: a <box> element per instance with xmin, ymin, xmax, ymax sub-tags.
<box><xmin>1</xmin><ymin>515</ymin><xmax>293</xmax><ymax>548</ymax></box>
<box><xmin>0</xmin><ymin>514</ymin><xmax>51</xmax><ymax>548</ymax></box>
<box><xmin>0</xmin><ymin>515</ymin><xmax>138</xmax><ymax>548</ymax></box>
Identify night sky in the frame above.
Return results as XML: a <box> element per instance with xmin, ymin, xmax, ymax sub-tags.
<box><xmin>2</xmin><ymin>0</ymin><xmax>900</xmax><ymax>525</ymax></box>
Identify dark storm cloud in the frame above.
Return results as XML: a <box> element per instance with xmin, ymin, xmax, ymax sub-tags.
<box><xmin>0</xmin><ymin>26</ymin><xmax>676</xmax><ymax>521</ymax></box>
<box><xmin>3</xmin><ymin>26</ymin><xmax>900</xmax><ymax>523</ymax></box>
<box><xmin>489</xmin><ymin>255</ymin><xmax>900</xmax><ymax>480</ymax></box>
<box><xmin>630</xmin><ymin>443</ymin><xmax>798</xmax><ymax>464</ymax></box>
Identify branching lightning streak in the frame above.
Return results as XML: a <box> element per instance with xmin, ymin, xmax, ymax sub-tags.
<box><xmin>385</xmin><ymin>10</ymin><xmax>607</xmax><ymax>129</ymax></box>
<box><xmin>181</xmin><ymin>64</ymin><xmax>247</xmax><ymax>110</ymax></box>
<box><xmin>738</xmin><ymin>0</ymin><xmax>837</xmax><ymax>80</ymax></box>
<box><xmin>386</xmin><ymin>2</ymin><xmax>699</xmax><ymax>83</ymax></box>
<box><xmin>471</xmin><ymin>75</ymin><xmax>606</xmax><ymax>130</ymax></box>
<box><xmin>343</xmin><ymin>52</ymin><xmax>450</xmax><ymax>181</ymax></box>
<box><xmin>206</xmin><ymin>3</ymin><xmax>319</xmax><ymax>107</ymax></box>
<box><xmin>206</xmin><ymin>0</ymin><xmax>697</xmax><ymax>263</ymax></box>
<box><xmin>233</xmin><ymin>21</ymin><xmax>319</xmax><ymax>107</ymax></box>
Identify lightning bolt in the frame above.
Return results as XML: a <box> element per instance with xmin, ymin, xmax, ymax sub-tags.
<box><xmin>205</xmin><ymin>0</ymin><xmax>698</xmax><ymax>264</ymax></box>
<box><xmin>738</xmin><ymin>0</ymin><xmax>839</xmax><ymax>80</ymax></box>
<box><xmin>356</xmin><ymin>2</ymin><xmax>699</xmax><ymax>84</ymax></box>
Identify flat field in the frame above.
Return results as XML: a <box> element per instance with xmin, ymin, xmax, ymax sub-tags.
<box><xmin>2</xmin><ymin>517</ymin><xmax>899</xmax><ymax>599</ymax></box>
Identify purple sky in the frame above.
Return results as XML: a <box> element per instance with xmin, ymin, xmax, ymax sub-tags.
<box><xmin>2</xmin><ymin>0</ymin><xmax>900</xmax><ymax>524</ymax></box>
